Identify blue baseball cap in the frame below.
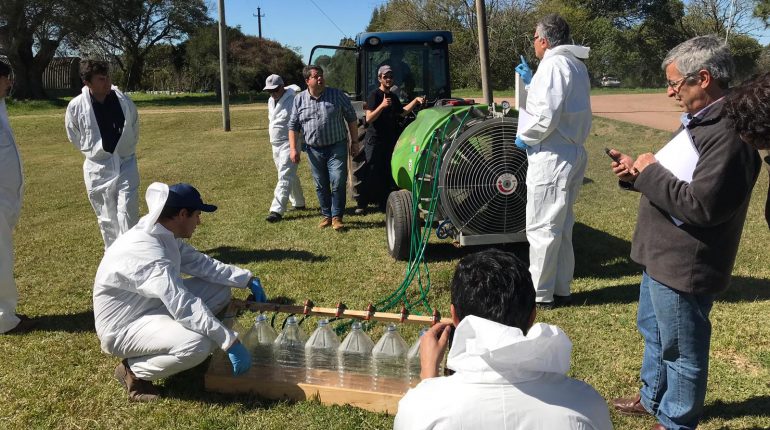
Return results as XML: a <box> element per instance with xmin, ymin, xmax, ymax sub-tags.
<box><xmin>166</xmin><ymin>183</ymin><xmax>217</xmax><ymax>212</ymax></box>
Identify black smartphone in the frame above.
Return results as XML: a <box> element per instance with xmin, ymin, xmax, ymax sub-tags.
<box><xmin>604</xmin><ymin>147</ymin><xmax>622</xmax><ymax>162</ymax></box>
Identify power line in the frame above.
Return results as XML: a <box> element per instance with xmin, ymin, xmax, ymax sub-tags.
<box><xmin>307</xmin><ymin>0</ymin><xmax>348</xmax><ymax>39</ymax></box>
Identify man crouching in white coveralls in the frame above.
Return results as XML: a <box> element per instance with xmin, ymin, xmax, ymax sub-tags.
<box><xmin>93</xmin><ymin>182</ymin><xmax>268</xmax><ymax>401</ymax></box>
<box><xmin>394</xmin><ymin>249</ymin><xmax>612</xmax><ymax>430</ymax></box>
<box><xmin>65</xmin><ymin>59</ymin><xmax>140</xmax><ymax>249</ymax></box>
<box><xmin>514</xmin><ymin>14</ymin><xmax>592</xmax><ymax>308</ymax></box>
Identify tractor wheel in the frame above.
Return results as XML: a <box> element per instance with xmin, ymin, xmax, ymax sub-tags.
<box><xmin>386</xmin><ymin>189</ymin><xmax>414</xmax><ymax>261</ymax></box>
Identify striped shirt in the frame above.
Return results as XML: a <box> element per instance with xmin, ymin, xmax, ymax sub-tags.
<box><xmin>288</xmin><ymin>87</ymin><xmax>357</xmax><ymax>148</ymax></box>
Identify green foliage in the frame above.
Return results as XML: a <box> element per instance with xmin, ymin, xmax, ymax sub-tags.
<box><xmin>182</xmin><ymin>25</ymin><xmax>304</xmax><ymax>94</ymax></box>
<box><xmin>727</xmin><ymin>34</ymin><xmax>763</xmax><ymax>82</ymax></box>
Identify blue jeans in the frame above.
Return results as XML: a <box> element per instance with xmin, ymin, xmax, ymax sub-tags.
<box><xmin>638</xmin><ymin>271</ymin><xmax>714</xmax><ymax>430</ymax></box>
<box><xmin>306</xmin><ymin>141</ymin><xmax>347</xmax><ymax>218</ymax></box>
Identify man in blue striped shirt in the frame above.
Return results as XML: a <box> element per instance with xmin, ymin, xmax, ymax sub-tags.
<box><xmin>288</xmin><ymin>65</ymin><xmax>358</xmax><ymax>231</ymax></box>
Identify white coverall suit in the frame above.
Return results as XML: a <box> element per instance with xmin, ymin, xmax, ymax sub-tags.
<box><xmin>268</xmin><ymin>85</ymin><xmax>305</xmax><ymax>214</ymax></box>
<box><xmin>518</xmin><ymin>45</ymin><xmax>592</xmax><ymax>303</ymax></box>
<box><xmin>93</xmin><ymin>183</ymin><xmax>253</xmax><ymax>381</ymax></box>
<box><xmin>394</xmin><ymin>316</ymin><xmax>613</xmax><ymax>429</ymax></box>
<box><xmin>0</xmin><ymin>99</ymin><xmax>25</xmax><ymax>333</ymax></box>
<box><xmin>65</xmin><ymin>85</ymin><xmax>140</xmax><ymax>249</ymax></box>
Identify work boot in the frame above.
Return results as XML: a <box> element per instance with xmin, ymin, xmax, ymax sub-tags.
<box><xmin>319</xmin><ymin>217</ymin><xmax>332</xmax><ymax>229</ymax></box>
<box><xmin>265</xmin><ymin>212</ymin><xmax>282</xmax><ymax>223</ymax></box>
<box><xmin>114</xmin><ymin>360</ymin><xmax>160</xmax><ymax>402</ymax></box>
<box><xmin>332</xmin><ymin>216</ymin><xmax>345</xmax><ymax>231</ymax></box>
<box><xmin>3</xmin><ymin>314</ymin><xmax>36</xmax><ymax>335</ymax></box>
<box><xmin>612</xmin><ymin>393</ymin><xmax>650</xmax><ymax>416</ymax></box>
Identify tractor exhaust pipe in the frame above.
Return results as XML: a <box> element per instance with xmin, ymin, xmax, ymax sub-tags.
<box><xmin>475</xmin><ymin>0</ymin><xmax>493</xmax><ymax>106</ymax></box>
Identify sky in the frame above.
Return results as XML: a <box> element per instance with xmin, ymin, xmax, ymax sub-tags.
<box><xmin>212</xmin><ymin>0</ymin><xmax>769</xmax><ymax>62</ymax></box>
<box><xmin>213</xmin><ymin>0</ymin><xmax>387</xmax><ymax>62</ymax></box>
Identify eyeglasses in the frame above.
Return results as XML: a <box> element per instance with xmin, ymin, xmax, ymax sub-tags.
<box><xmin>666</xmin><ymin>73</ymin><xmax>697</xmax><ymax>92</ymax></box>
<box><xmin>380</xmin><ymin>74</ymin><xmax>394</xmax><ymax>80</ymax></box>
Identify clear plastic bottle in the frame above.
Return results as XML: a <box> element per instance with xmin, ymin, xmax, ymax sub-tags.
<box><xmin>305</xmin><ymin>319</ymin><xmax>340</xmax><ymax>384</ymax></box>
<box><xmin>371</xmin><ymin>323</ymin><xmax>409</xmax><ymax>393</ymax></box>
<box><xmin>337</xmin><ymin>321</ymin><xmax>375</xmax><ymax>389</ymax></box>
<box><xmin>242</xmin><ymin>313</ymin><xmax>278</xmax><ymax>366</ymax></box>
<box><xmin>407</xmin><ymin>327</ymin><xmax>429</xmax><ymax>387</ymax></box>
<box><xmin>273</xmin><ymin>315</ymin><xmax>308</xmax><ymax>382</ymax></box>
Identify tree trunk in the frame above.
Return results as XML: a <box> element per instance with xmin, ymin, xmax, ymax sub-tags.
<box><xmin>123</xmin><ymin>52</ymin><xmax>145</xmax><ymax>91</ymax></box>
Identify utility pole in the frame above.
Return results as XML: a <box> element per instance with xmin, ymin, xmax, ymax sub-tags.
<box><xmin>217</xmin><ymin>0</ymin><xmax>230</xmax><ymax>131</ymax></box>
<box><xmin>475</xmin><ymin>0</ymin><xmax>493</xmax><ymax>106</ymax></box>
<box><xmin>254</xmin><ymin>7</ymin><xmax>265</xmax><ymax>39</ymax></box>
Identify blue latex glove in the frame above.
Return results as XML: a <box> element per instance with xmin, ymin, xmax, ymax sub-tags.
<box><xmin>515</xmin><ymin>55</ymin><xmax>533</xmax><ymax>85</ymax></box>
<box><xmin>249</xmin><ymin>277</ymin><xmax>267</xmax><ymax>303</ymax></box>
<box><xmin>515</xmin><ymin>136</ymin><xmax>527</xmax><ymax>150</ymax></box>
<box><xmin>227</xmin><ymin>341</ymin><xmax>251</xmax><ymax>376</ymax></box>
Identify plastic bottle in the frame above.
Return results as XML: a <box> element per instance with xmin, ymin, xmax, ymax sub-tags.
<box><xmin>305</xmin><ymin>319</ymin><xmax>340</xmax><ymax>384</ymax></box>
<box><xmin>241</xmin><ymin>313</ymin><xmax>278</xmax><ymax>366</ymax></box>
<box><xmin>407</xmin><ymin>327</ymin><xmax>429</xmax><ymax>387</ymax></box>
<box><xmin>337</xmin><ymin>321</ymin><xmax>375</xmax><ymax>389</ymax></box>
<box><xmin>273</xmin><ymin>315</ymin><xmax>308</xmax><ymax>382</ymax></box>
<box><xmin>371</xmin><ymin>323</ymin><xmax>409</xmax><ymax>393</ymax></box>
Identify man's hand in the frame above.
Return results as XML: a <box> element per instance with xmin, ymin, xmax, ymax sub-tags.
<box><xmin>289</xmin><ymin>147</ymin><xmax>300</xmax><ymax>164</ymax></box>
<box><xmin>515</xmin><ymin>136</ymin><xmax>527</xmax><ymax>150</ymax></box>
<box><xmin>633</xmin><ymin>152</ymin><xmax>657</xmax><ymax>173</ymax></box>
<box><xmin>227</xmin><ymin>341</ymin><xmax>251</xmax><ymax>376</ymax></box>
<box><xmin>609</xmin><ymin>148</ymin><xmax>638</xmax><ymax>183</ymax></box>
<box><xmin>515</xmin><ymin>55</ymin><xmax>533</xmax><ymax>85</ymax></box>
<box><xmin>380</xmin><ymin>96</ymin><xmax>393</xmax><ymax>110</ymax></box>
<box><xmin>249</xmin><ymin>277</ymin><xmax>267</xmax><ymax>303</ymax></box>
<box><xmin>419</xmin><ymin>323</ymin><xmax>452</xmax><ymax>380</ymax></box>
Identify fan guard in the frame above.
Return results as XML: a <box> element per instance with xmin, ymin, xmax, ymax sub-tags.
<box><xmin>438</xmin><ymin>116</ymin><xmax>527</xmax><ymax>236</ymax></box>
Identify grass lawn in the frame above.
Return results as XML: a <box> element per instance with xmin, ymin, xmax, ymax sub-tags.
<box><xmin>2</xmin><ymin>100</ymin><xmax>769</xmax><ymax>429</ymax></box>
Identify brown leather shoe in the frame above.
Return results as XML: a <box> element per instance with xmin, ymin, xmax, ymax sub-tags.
<box><xmin>318</xmin><ymin>217</ymin><xmax>332</xmax><ymax>229</ymax></box>
<box><xmin>612</xmin><ymin>393</ymin><xmax>650</xmax><ymax>416</ymax></box>
<box><xmin>651</xmin><ymin>424</ymin><xmax>666</xmax><ymax>430</ymax></box>
<box><xmin>114</xmin><ymin>360</ymin><xmax>160</xmax><ymax>402</ymax></box>
<box><xmin>332</xmin><ymin>216</ymin><xmax>345</xmax><ymax>231</ymax></box>
<box><xmin>3</xmin><ymin>314</ymin><xmax>36</xmax><ymax>335</ymax></box>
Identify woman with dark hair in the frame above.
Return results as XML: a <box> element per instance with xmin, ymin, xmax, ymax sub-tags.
<box><xmin>724</xmin><ymin>72</ymin><xmax>770</xmax><ymax>229</ymax></box>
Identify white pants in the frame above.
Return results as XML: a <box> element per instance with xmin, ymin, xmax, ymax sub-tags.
<box><xmin>526</xmin><ymin>144</ymin><xmax>587</xmax><ymax>303</ymax></box>
<box><xmin>109</xmin><ymin>278</ymin><xmax>232</xmax><ymax>381</ymax></box>
<box><xmin>0</xmin><ymin>208</ymin><xmax>20</xmax><ymax>333</ymax></box>
<box><xmin>84</xmin><ymin>155</ymin><xmax>140</xmax><ymax>249</ymax></box>
<box><xmin>269</xmin><ymin>141</ymin><xmax>305</xmax><ymax>214</ymax></box>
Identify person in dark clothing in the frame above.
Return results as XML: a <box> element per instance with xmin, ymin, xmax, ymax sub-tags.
<box><xmin>607</xmin><ymin>36</ymin><xmax>760</xmax><ymax>430</ymax></box>
<box><xmin>356</xmin><ymin>65</ymin><xmax>424</xmax><ymax>214</ymax></box>
<box><xmin>723</xmin><ymin>71</ymin><xmax>770</xmax><ymax>230</ymax></box>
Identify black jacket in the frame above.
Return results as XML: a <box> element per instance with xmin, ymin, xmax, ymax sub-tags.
<box><xmin>629</xmin><ymin>99</ymin><xmax>760</xmax><ymax>295</ymax></box>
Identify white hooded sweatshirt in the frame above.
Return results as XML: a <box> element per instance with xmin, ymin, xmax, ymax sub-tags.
<box><xmin>394</xmin><ymin>316</ymin><xmax>612</xmax><ymax>430</ymax></box>
<box><xmin>93</xmin><ymin>183</ymin><xmax>252</xmax><ymax>354</ymax></box>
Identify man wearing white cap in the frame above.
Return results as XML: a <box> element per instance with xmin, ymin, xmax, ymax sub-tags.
<box><xmin>93</xmin><ymin>182</ymin><xmax>268</xmax><ymax>401</ymax></box>
<box><xmin>263</xmin><ymin>74</ymin><xmax>305</xmax><ymax>222</ymax></box>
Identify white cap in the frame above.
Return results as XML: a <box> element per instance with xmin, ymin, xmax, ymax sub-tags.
<box><xmin>263</xmin><ymin>74</ymin><xmax>284</xmax><ymax>91</ymax></box>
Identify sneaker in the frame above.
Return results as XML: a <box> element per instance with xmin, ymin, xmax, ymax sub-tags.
<box><xmin>354</xmin><ymin>207</ymin><xmax>366</xmax><ymax>215</ymax></box>
<box><xmin>289</xmin><ymin>205</ymin><xmax>306</xmax><ymax>211</ymax></box>
<box><xmin>319</xmin><ymin>217</ymin><xmax>332</xmax><ymax>229</ymax></box>
<box><xmin>332</xmin><ymin>216</ymin><xmax>345</xmax><ymax>231</ymax></box>
<box><xmin>265</xmin><ymin>212</ymin><xmax>282</xmax><ymax>223</ymax></box>
<box><xmin>3</xmin><ymin>314</ymin><xmax>36</xmax><ymax>335</ymax></box>
<box><xmin>114</xmin><ymin>360</ymin><xmax>160</xmax><ymax>402</ymax></box>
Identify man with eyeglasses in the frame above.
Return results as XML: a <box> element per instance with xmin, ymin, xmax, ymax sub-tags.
<box><xmin>607</xmin><ymin>36</ymin><xmax>760</xmax><ymax>430</ymax></box>
<box><xmin>356</xmin><ymin>65</ymin><xmax>424</xmax><ymax>214</ymax></box>
<box><xmin>514</xmin><ymin>14</ymin><xmax>592</xmax><ymax>310</ymax></box>
<box><xmin>288</xmin><ymin>65</ymin><xmax>357</xmax><ymax>231</ymax></box>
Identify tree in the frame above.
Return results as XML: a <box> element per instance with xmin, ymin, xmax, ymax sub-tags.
<box><xmin>80</xmin><ymin>0</ymin><xmax>210</xmax><ymax>90</ymax></box>
<box><xmin>0</xmin><ymin>0</ymin><xmax>90</xmax><ymax>99</ymax></box>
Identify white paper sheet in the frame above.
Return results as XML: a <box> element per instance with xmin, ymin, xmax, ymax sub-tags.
<box><xmin>654</xmin><ymin>129</ymin><xmax>699</xmax><ymax>226</ymax></box>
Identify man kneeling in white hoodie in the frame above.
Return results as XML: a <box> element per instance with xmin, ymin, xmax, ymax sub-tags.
<box><xmin>394</xmin><ymin>249</ymin><xmax>613</xmax><ymax>430</ymax></box>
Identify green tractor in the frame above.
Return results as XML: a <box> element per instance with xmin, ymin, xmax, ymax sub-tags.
<box><xmin>310</xmin><ymin>31</ymin><xmax>527</xmax><ymax>261</ymax></box>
